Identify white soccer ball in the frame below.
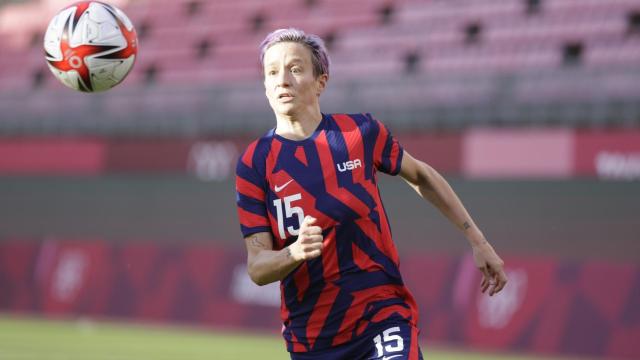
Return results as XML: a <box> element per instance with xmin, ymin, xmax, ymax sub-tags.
<box><xmin>43</xmin><ymin>1</ymin><xmax>138</xmax><ymax>92</ymax></box>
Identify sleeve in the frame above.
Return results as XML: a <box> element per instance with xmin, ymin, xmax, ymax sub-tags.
<box><xmin>235</xmin><ymin>142</ymin><xmax>271</xmax><ymax>238</ymax></box>
<box><xmin>368</xmin><ymin>114</ymin><xmax>404</xmax><ymax>175</ymax></box>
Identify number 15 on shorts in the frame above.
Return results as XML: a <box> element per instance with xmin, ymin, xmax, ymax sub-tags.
<box><xmin>373</xmin><ymin>326</ymin><xmax>404</xmax><ymax>359</ymax></box>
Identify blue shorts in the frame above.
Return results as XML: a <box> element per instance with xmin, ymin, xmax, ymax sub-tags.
<box><xmin>290</xmin><ymin>320</ymin><xmax>423</xmax><ymax>360</ymax></box>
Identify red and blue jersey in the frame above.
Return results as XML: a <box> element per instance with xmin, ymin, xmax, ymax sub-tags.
<box><xmin>235</xmin><ymin>113</ymin><xmax>419</xmax><ymax>353</ymax></box>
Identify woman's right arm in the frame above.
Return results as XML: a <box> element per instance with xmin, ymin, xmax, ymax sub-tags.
<box><xmin>244</xmin><ymin>216</ymin><xmax>323</xmax><ymax>286</ymax></box>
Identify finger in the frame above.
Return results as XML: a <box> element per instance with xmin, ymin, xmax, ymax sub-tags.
<box><xmin>300</xmin><ymin>233</ymin><xmax>322</xmax><ymax>243</ymax></box>
<box><xmin>498</xmin><ymin>268</ymin><xmax>508</xmax><ymax>283</ymax></box>
<box><xmin>306</xmin><ymin>249</ymin><xmax>322</xmax><ymax>259</ymax></box>
<box><xmin>303</xmin><ymin>240</ymin><xmax>323</xmax><ymax>252</ymax></box>
<box><xmin>482</xmin><ymin>278</ymin><xmax>492</xmax><ymax>294</ymax></box>
<box><xmin>491</xmin><ymin>281</ymin><xmax>503</xmax><ymax>296</ymax></box>
<box><xmin>299</xmin><ymin>217</ymin><xmax>317</xmax><ymax>234</ymax></box>
<box><xmin>486</xmin><ymin>263</ymin><xmax>504</xmax><ymax>295</ymax></box>
<box><xmin>485</xmin><ymin>266</ymin><xmax>497</xmax><ymax>295</ymax></box>
<box><xmin>305</xmin><ymin>226</ymin><xmax>323</xmax><ymax>236</ymax></box>
<box><xmin>305</xmin><ymin>235</ymin><xmax>323</xmax><ymax>244</ymax></box>
<box><xmin>491</xmin><ymin>270</ymin><xmax>508</xmax><ymax>296</ymax></box>
<box><xmin>489</xmin><ymin>277</ymin><xmax>498</xmax><ymax>296</ymax></box>
<box><xmin>480</xmin><ymin>266</ymin><xmax>491</xmax><ymax>293</ymax></box>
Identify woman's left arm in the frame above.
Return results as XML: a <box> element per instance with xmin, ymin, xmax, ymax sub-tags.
<box><xmin>399</xmin><ymin>151</ymin><xmax>508</xmax><ymax>296</ymax></box>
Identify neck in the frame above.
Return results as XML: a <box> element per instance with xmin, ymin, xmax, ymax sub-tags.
<box><xmin>274</xmin><ymin>106</ymin><xmax>323</xmax><ymax>140</ymax></box>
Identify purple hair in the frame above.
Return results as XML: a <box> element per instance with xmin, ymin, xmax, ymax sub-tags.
<box><xmin>259</xmin><ymin>28</ymin><xmax>331</xmax><ymax>77</ymax></box>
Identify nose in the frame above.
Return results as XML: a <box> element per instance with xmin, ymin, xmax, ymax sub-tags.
<box><xmin>276</xmin><ymin>68</ymin><xmax>291</xmax><ymax>87</ymax></box>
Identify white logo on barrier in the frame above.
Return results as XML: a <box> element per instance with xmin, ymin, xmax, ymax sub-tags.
<box><xmin>595</xmin><ymin>151</ymin><xmax>640</xmax><ymax>180</ymax></box>
<box><xmin>229</xmin><ymin>263</ymin><xmax>280</xmax><ymax>307</ymax></box>
<box><xmin>188</xmin><ymin>141</ymin><xmax>238</xmax><ymax>181</ymax></box>
<box><xmin>477</xmin><ymin>268</ymin><xmax>527</xmax><ymax>329</ymax></box>
<box><xmin>52</xmin><ymin>250</ymin><xmax>88</xmax><ymax>302</ymax></box>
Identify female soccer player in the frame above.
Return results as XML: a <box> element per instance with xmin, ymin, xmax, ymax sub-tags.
<box><xmin>235</xmin><ymin>28</ymin><xmax>507</xmax><ymax>360</ymax></box>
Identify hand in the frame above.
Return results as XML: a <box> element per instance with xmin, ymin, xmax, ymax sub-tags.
<box><xmin>288</xmin><ymin>216</ymin><xmax>323</xmax><ymax>262</ymax></box>
<box><xmin>472</xmin><ymin>241</ymin><xmax>508</xmax><ymax>296</ymax></box>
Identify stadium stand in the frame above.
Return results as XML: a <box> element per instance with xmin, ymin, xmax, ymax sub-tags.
<box><xmin>0</xmin><ymin>0</ymin><xmax>638</xmax><ymax>134</ymax></box>
<box><xmin>1</xmin><ymin>4</ymin><xmax>639</xmax><ymax>358</ymax></box>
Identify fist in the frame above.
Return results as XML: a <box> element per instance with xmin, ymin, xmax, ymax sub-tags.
<box><xmin>289</xmin><ymin>216</ymin><xmax>323</xmax><ymax>261</ymax></box>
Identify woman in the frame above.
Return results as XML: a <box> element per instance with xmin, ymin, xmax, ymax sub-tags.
<box><xmin>235</xmin><ymin>28</ymin><xmax>507</xmax><ymax>360</ymax></box>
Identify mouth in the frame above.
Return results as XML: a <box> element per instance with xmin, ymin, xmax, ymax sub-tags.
<box><xmin>278</xmin><ymin>93</ymin><xmax>293</xmax><ymax>99</ymax></box>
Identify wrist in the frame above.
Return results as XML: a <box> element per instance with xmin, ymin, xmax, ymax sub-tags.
<box><xmin>467</xmin><ymin>228</ymin><xmax>488</xmax><ymax>248</ymax></box>
<box><xmin>286</xmin><ymin>243</ymin><xmax>303</xmax><ymax>263</ymax></box>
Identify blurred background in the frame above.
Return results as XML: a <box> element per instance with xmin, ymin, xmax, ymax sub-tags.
<box><xmin>0</xmin><ymin>0</ymin><xmax>639</xmax><ymax>359</ymax></box>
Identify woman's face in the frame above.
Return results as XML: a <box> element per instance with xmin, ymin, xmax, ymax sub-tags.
<box><xmin>263</xmin><ymin>42</ymin><xmax>327</xmax><ymax>117</ymax></box>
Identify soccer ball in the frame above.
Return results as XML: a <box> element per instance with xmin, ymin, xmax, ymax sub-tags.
<box><xmin>43</xmin><ymin>1</ymin><xmax>138</xmax><ymax>92</ymax></box>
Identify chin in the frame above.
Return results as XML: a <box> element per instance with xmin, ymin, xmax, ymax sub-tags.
<box><xmin>275</xmin><ymin>104</ymin><xmax>297</xmax><ymax>116</ymax></box>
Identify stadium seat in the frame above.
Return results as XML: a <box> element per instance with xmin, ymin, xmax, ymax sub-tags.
<box><xmin>0</xmin><ymin>0</ymin><xmax>638</xmax><ymax>131</ymax></box>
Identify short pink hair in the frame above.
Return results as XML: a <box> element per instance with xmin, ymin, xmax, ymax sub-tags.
<box><xmin>259</xmin><ymin>28</ymin><xmax>331</xmax><ymax>78</ymax></box>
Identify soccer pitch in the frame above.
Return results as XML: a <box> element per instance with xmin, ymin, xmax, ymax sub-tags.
<box><xmin>0</xmin><ymin>315</ymin><xmax>549</xmax><ymax>360</ymax></box>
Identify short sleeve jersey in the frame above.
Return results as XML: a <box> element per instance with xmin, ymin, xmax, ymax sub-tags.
<box><xmin>235</xmin><ymin>113</ymin><xmax>419</xmax><ymax>353</ymax></box>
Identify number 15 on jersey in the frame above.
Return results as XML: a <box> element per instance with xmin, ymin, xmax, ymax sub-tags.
<box><xmin>273</xmin><ymin>193</ymin><xmax>305</xmax><ymax>239</ymax></box>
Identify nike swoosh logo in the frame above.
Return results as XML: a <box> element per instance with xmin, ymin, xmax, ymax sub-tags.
<box><xmin>382</xmin><ymin>355</ymin><xmax>402</xmax><ymax>360</ymax></box>
<box><xmin>274</xmin><ymin>179</ymin><xmax>293</xmax><ymax>193</ymax></box>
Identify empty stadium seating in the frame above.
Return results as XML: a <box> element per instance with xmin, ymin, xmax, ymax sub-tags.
<box><xmin>0</xmin><ymin>0</ymin><xmax>638</xmax><ymax>133</ymax></box>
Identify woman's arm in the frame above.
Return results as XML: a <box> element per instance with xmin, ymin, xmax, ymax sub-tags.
<box><xmin>398</xmin><ymin>151</ymin><xmax>508</xmax><ymax>296</ymax></box>
<box><xmin>244</xmin><ymin>216</ymin><xmax>323</xmax><ymax>286</ymax></box>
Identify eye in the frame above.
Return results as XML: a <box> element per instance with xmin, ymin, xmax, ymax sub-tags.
<box><xmin>291</xmin><ymin>67</ymin><xmax>302</xmax><ymax>74</ymax></box>
<box><xmin>267</xmin><ymin>69</ymin><xmax>277</xmax><ymax>76</ymax></box>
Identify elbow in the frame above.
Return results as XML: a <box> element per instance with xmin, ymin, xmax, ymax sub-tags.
<box><xmin>251</xmin><ymin>275</ymin><xmax>270</xmax><ymax>287</ymax></box>
<box><xmin>247</xmin><ymin>263</ymin><xmax>270</xmax><ymax>286</ymax></box>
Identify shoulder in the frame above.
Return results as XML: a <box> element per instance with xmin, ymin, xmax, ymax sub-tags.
<box><xmin>237</xmin><ymin>131</ymin><xmax>275</xmax><ymax>172</ymax></box>
<box><xmin>328</xmin><ymin>113</ymin><xmax>375</xmax><ymax>125</ymax></box>
<box><xmin>327</xmin><ymin>113</ymin><xmax>380</xmax><ymax>135</ymax></box>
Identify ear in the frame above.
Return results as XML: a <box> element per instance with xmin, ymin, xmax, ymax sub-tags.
<box><xmin>316</xmin><ymin>74</ymin><xmax>328</xmax><ymax>96</ymax></box>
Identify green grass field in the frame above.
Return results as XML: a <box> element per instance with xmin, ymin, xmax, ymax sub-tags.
<box><xmin>0</xmin><ymin>315</ymin><xmax>560</xmax><ymax>360</ymax></box>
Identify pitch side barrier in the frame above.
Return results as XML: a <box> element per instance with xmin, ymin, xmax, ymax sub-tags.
<box><xmin>0</xmin><ymin>240</ymin><xmax>638</xmax><ymax>358</ymax></box>
<box><xmin>0</xmin><ymin>129</ymin><xmax>638</xmax><ymax>178</ymax></box>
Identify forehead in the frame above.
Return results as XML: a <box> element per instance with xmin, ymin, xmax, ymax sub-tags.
<box><xmin>263</xmin><ymin>42</ymin><xmax>313</xmax><ymax>66</ymax></box>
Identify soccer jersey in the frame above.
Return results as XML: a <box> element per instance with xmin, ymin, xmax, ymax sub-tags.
<box><xmin>235</xmin><ymin>113</ymin><xmax>419</xmax><ymax>353</ymax></box>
